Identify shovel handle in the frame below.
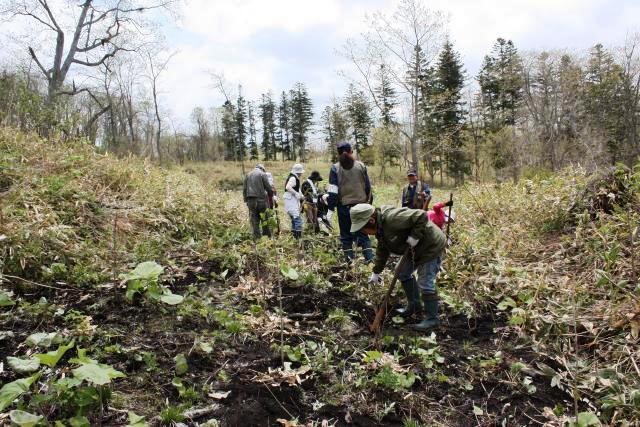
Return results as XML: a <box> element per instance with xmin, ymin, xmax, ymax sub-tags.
<box><xmin>369</xmin><ymin>248</ymin><xmax>411</xmax><ymax>334</ymax></box>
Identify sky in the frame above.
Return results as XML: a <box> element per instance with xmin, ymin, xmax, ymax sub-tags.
<box><xmin>159</xmin><ymin>0</ymin><xmax>640</xmax><ymax>131</ymax></box>
<box><xmin>1</xmin><ymin>0</ymin><xmax>639</xmax><ymax>133</ymax></box>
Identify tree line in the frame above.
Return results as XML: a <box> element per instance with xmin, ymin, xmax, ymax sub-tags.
<box><xmin>0</xmin><ymin>0</ymin><xmax>638</xmax><ymax>182</ymax></box>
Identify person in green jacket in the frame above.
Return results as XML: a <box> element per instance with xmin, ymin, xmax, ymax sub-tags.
<box><xmin>350</xmin><ymin>203</ymin><xmax>447</xmax><ymax>331</ymax></box>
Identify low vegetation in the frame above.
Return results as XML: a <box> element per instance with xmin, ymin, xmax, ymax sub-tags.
<box><xmin>1</xmin><ymin>129</ymin><xmax>639</xmax><ymax>426</ymax></box>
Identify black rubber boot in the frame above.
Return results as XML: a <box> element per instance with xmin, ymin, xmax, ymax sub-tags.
<box><xmin>395</xmin><ymin>279</ymin><xmax>422</xmax><ymax>318</ymax></box>
<box><xmin>413</xmin><ymin>292</ymin><xmax>439</xmax><ymax>331</ymax></box>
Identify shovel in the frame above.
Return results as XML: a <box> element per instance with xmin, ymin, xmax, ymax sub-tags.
<box><xmin>369</xmin><ymin>248</ymin><xmax>412</xmax><ymax>335</ymax></box>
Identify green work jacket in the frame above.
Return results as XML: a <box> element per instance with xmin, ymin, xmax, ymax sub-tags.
<box><xmin>372</xmin><ymin>205</ymin><xmax>446</xmax><ymax>274</ymax></box>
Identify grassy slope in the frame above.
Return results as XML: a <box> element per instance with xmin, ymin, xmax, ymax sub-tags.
<box><xmin>1</xmin><ymin>128</ymin><xmax>639</xmax><ymax>426</ymax></box>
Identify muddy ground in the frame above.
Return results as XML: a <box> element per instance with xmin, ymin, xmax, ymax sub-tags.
<box><xmin>0</xmin><ymin>257</ymin><xmax>579</xmax><ymax>426</ymax></box>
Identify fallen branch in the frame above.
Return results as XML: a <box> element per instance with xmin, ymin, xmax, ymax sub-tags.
<box><xmin>1</xmin><ymin>274</ymin><xmax>80</xmax><ymax>292</ymax></box>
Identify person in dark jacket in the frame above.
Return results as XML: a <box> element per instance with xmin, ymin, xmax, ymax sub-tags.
<box><xmin>243</xmin><ymin>164</ymin><xmax>274</xmax><ymax>239</ymax></box>
<box><xmin>401</xmin><ymin>169</ymin><xmax>431</xmax><ymax>209</ymax></box>
<box><xmin>327</xmin><ymin>141</ymin><xmax>374</xmax><ymax>263</ymax></box>
<box><xmin>350</xmin><ymin>203</ymin><xmax>446</xmax><ymax>331</ymax></box>
<box><xmin>301</xmin><ymin>171</ymin><xmax>323</xmax><ymax>233</ymax></box>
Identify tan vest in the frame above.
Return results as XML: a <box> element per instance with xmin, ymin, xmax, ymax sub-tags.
<box><xmin>335</xmin><ymin>161</ymin><xmax>368</xmax><ymax>206</ymax></box>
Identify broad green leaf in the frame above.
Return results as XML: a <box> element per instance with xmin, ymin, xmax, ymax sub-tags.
<box><xmin>125</xmin><ymin>280</ymin><xmax>144</xmax><ymax>300</ymax></box>
<box><xmin>280</xmin><ymin>265</ymin><xmax>299</xmax><ymax>280</ymax></box>
<box><xmin>34</xmin><ymin>340</ymin><xmax>75</xmax><ymax>368</ymax></box>
<box><xmin>25</xmin><ymin>332</ymin><xmax>61</xmax><ymax>348</ymax></box>
<box><xmin>69</xmin><ymin>348</ymin><xmax>97</xmax><ymax>365</ymax></box>
<box><xmin>68</xmin><ymin>415</ymin><xmax>91</xmax><ymax>427</ymax></box>
<box><xmin>72</xmin><ymin>362</ymin><xmax>126</xmax><ymax>385</ymax></box>
<box><xmin>0</xmin><ymin>290</ymin><xmax>15</xmax><ymax>307</ymax></box>
<box><xmin>0</xmin><ymin>373</ymin><xmax>40</xmax><ymax>411</ymax></box>
<box><xmin>473</xmin><ymin>405</ymin><xmax>484</xmax><ymax>416</ymax></box>
<box><xmin>7</xmin><ymin>356</ymin><xmax>40</xmax><ymax>374</ymax></box>
<box><xmin>55</xmin><ymin>376</ymin><xmax>83</xmax><ymax>388</ymax></box>
<box><xmin>9</xmin><ymin>410</ymin><xmax>43</xmax><ymax>427</ymax></box>
<box><xmin>508</xmin><ymin>315</ymin><xmax>525</xmax><ymax>326</ymax></box>
<box><xmin>174</xmin><ymin>353</ymin><xmax>188</xmax><ymax>376</ymax></box>
<box><xmin>160</xmin><ymin>293</ymin><xmax>184</xmax><ymax>305</ymax></box>
<box><xmin>171</xmin><ymin>377</ymin><xmax>186</xmax><ymax>397</ymax></box>
<box><xmin>363</xmin><ymin>351</ymin><xmax>382</xmax><ymax>363</ymax></box>
<box><xmin>123</xmin><ymin>261</ymin><xmax>163</xmax><ymax>281</ymax></box>
<box><xmin>497</xmin><ymin>297</ymin><xmax>517</xmax><ymax>311</ymax></box>
<box><xmin>198</xmin><ymin>341</ymin><xmax>213</xmax><ymax>354</ymax></box>
<box><xmin>126</xmin><ymin>411</ymin><xmax>149</xmax><ymax>427</ymax></box>
<box><xmin>576</xmin><ymin>412</ymin><xmax>602</xmax><ymax>427</ymax></box>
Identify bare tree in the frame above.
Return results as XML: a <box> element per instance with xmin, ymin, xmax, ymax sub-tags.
<box><xmin>617</xmin><ymin>33</ymin><xmax>640</xmax><ymax>164</ymax></box>
<box><xmin>341</xmin><ymin>0</ymin><xmax>446</xmax><ymax>174</ymax></box>
<box><xmin>1</xmin><ymin>0</ymin><xmax>174</xmax><ymax>104</ymax></box>
<box><xmin>144</xmin><ymin>49</ymin><xmax>174</xmax><ymax>163</ymax></box>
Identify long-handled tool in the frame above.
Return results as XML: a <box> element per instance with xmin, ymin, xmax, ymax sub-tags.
<box><xmin>445</xmin><ymin>192</ymin><xmax>453</xmax><ymax>242</ymax></box>
<box><xmin>369</xmin><ymin>248</ymin><xmax>412</xmax><ymax>335</ymax></box>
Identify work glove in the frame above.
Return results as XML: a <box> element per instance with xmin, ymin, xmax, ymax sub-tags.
<box><xmin>326</xmin><ymin>210</ymin><xmax>333</xmax><ymax>221</ymax></box>
<box><xmin>296</xmin><ymin>192</ymin><xmax>304</xmax><ymax>201</ymax></box>
<box><xmin>406</xmin><ymin>236</ymin><xmax>419</xmax><ymax>248</ymax></box>
<box><xmin>273</xmin><ymin>195</ymin><xmax>278</xmax><ymax>203</ymax></box>
<box><xmin>322</xmin><ymin>193</ymin><xmax>329</xmax><ymax>204</ymax></box>
<box><xmin>368</xmin><ymin>273</ymin><xmax>383</xmax><ymax>285</ymax></box>
<box><xmin>444</xmin><ymin>200</ymin><xmax>454</xmax><ymax>207</ymax></box>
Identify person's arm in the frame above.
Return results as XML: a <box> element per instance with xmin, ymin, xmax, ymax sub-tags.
<box><xmin>363</xmin><ymin>165</ymin><xmax>371</xmax><ymax>202</ymax></box>
<box><xmin>286</xmin><ymin>177</ymin><xmax>303</xmax><ymax>200</ymax></box>
<box><xmin>373</xmin><ymin>241</ymin><xmax>390</xmax><ymax>275</ymax></box>
<box><xmin>327</xmin><ymin>165</ymin><xmax>339</xmax><ymax>210</ymax></box>
<box><xmin>262</xmin><ymin>174</ymin><xmax>273</xmax><ymax>199</ymax></box>
<box><xmin>422</xmin><ymin>182</ymin><xmax>431</xmax><ymax>196</ymax></box>
<box><xmin>243</xmin><ymin>175</ymin><xmax>248</xmax><ymax>202</ymax></box>
<box><xmin>301</xmin><ymin>181</ymin><xmax>312</xmax><ymax>202</ymax></box>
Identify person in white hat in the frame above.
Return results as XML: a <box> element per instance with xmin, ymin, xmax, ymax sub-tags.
<box><xmin>283</xmin><ymin>163</ymin><xmax>305</xmax><ymax>239</ymax></box>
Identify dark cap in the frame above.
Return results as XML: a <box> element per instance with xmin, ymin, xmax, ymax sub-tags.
<box><xmin>406</xmin><ymin>169</ymin><xmax>417</xmax><ymax>176</ymax></box>
<box><xmin>337</xmin><ymin>141</ymin><xmax>352</xmax><ymax>153</ymax></box>
<box><xmin>309</xmin><ymin>171</ymin><xmax>323</xmax><ymax>181</ymax></box>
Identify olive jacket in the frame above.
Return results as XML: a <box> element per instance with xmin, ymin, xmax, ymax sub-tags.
<box><xmin>372</xmin><ymin>205</ymin><xmax>446</xmax><ymax>274</ymax></box>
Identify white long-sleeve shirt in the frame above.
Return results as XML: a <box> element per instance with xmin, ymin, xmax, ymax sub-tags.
<box><xmin>285</xmin><ymin>176</ymin><xmax>303</xmax><ymax>199</ymax></box>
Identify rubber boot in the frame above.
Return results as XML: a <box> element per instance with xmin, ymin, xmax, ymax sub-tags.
<box><xmin>413</xmin><ymin>293</ymin><xmax>439</xmax><ymax>331</ymax></box>
<box><xmin>395</xmin><ymin>279</ymin><xmax>422</xmax><ymax>318</ymax></box>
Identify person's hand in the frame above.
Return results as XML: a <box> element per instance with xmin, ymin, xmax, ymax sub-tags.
<box><xmin>368</xmin><ymin>273</ymin><xmax>383</xmax><ymax>285</ymax></box>
<box><xmin>273</xmin><ymin>195</ymin><xmax>278</xmax><ymax>203</ymax></box>
<box><xmin>406</xmin><ymin>236</ymin><xmax>419</xmax><ymax>247</ymax></box>
<box><xmin>444</xmin><ymin>200</ymin><xmax>453</xmax><ymax>207</ymax></box>
<box><xmin>296</xmin><ymin>192</ymin><xmax>304</xmax><ymax>201</ymax></box>
<box><xmin>322</xmin><ymin>194</ymin><xmax>329</xmax><ymax>203</ymax></box>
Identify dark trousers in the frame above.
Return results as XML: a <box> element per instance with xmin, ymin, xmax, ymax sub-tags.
<box><xmin>337</xmin><ymin>204</ymin><xmax>372</xmax><ymax>254</ymax></box>
<box><xmin>246</xmin><ymin>198</ymin><xmax>270</xmax><ymax>239</ymax></box>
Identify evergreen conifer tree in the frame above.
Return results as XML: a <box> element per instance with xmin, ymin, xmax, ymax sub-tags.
<box><xmin>277</xmin><ymin>91</ymin><xmax>292</xmax><ymax>161</ymax></box>
<box><xmin>221</xmin><ymin>100</ymin><xmax>236</xmax><ymax>161</ymax></box>
<box><xmin>375</xmin><ymin>64</ymin><xmax>397</xmax><ymax>127</ymax></box>
<box><xmin>235</xmin><ymin>90</ymin><xmax>248</xmax><ymax>162</ymax></box>
<box><xmin>345</xmin><ymin>84</ymin><xmax>373</xmax><ymax>155</ymax></box>
<box><xmin>435</xmin><ymin>40</ymin><xmax>467</xmax><ymax>184</ymax></box>
<box><xmin>289</xmin><ymin>82</ymin><xmax>314</xmax><ymax>162</ymax></box>
<box><xmin>247</xmin><ymin>101</ymin><xmax>258</xmax><ymax>160</ymax></box>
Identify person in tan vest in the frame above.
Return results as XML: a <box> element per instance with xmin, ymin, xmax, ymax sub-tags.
<box><xmin>326</xmin><ymin>141</ymin><xmax>374</xmax><ymax>263</ymax></box>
